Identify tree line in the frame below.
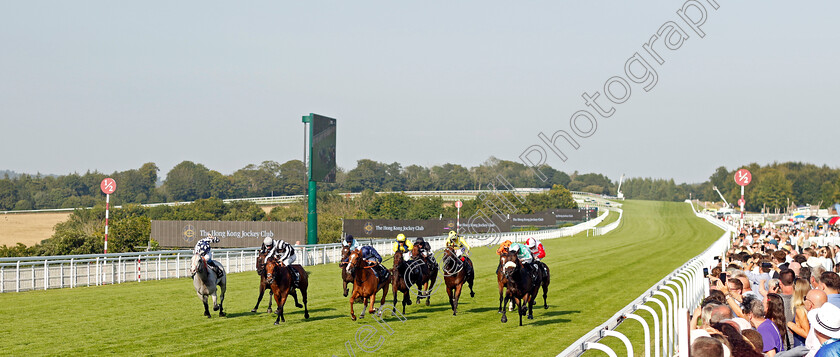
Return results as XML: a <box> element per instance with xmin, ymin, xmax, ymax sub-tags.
<box><xmin>2</xmin><ymin>159</ymin><xmax>838</xmax><ymax>214</ymax></box>
<box><xmin>0</xmin><ymin>185</ymin><xmax>576</xmax><ymax>257</ymax></box>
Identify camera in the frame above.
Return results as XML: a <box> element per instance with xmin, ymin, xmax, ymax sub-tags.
<box><xmin>719</xmin><ymin>273</ymin><xmax>727</xmax><ymax>282</ymax></box>
<box><xmin>703</xmin><ymin>268</ymin><xmax>709</xmax><ymax>278</ymax></box>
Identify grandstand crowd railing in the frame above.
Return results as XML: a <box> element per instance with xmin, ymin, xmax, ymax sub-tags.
<box><xmin>556</xmin><ymin>200</ymin><xmax>735</xmax><ymax>357</ymax></box>
<box><xmin>0</xmin><ymin>206</ymin><xmax>619</xmax><ymax>293</ymax></box>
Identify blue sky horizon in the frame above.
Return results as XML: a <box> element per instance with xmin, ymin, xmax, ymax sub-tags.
<box><xmin>2</xmin><ymin>1</ymin><xmax>837</xmax><ymax>184</ymax></box>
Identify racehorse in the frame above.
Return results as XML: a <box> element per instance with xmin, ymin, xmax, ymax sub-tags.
<box><xmin>265</xmin><ymin>257</ymin><xmax>310</xmax><ymax>324</ymax></box>
<box><xmin>339</xmin><ymin>246</ymin><xmax>355</xmax><ymax>297</ymax></box>
<box><xmin>392</xmin><ymin>250</ymin><xmax>421</xmax><ymax>314</ymax></box>
<box><xmin>347</xmin><ymin>250</ymin><xmax>390</xmax><ymax>321</ymax></box>
<box><xmin>442</xmin><ymin>247</ymin><xmax>474</xmax><ymax>316</ymax></box>
<box><xmin>499</xmin><ymin>251</ymin><xmax>541</xmax><ymax>326</ymax></box>
<box><xmin>190</xmin><ymin>253</ymin><xmax>226</xmax><ymax>318</ymax></box>
<box><xmin>410</xmin><ymin>243</ymin><xmax>438</xmax><ymax>306</ymax></box>
<box><xmin>251</xmin><ymin>250</ymin><xmax>273</xmax><ymax>313</ymax></box>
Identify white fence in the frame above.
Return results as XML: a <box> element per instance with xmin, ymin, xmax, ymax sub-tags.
<box><xmin>0</xmin><ymin>206</ymin><xmax>617</xmax><ymax>293</ymax></box>
<box><xmin>556</xmin><ymin>201</ymin><xmax>735</xmax><ymax>357</ymax></box>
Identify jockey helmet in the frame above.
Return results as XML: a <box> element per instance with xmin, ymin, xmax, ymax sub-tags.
<box><xmin>509</xmin><ymin>244</ymin><xmax>520</xmax><ymax>253</ymax></box>
<box><xmin>448</xmin><ymin>231</ymin><xmax>457</xmax><ymax>240</ymax></box>
<box><xmin>415</xmin><ymin>237</ymin><xmax>425</xmax><ymax>243</ymax></box>
<box><xmin>263</xmin><ymin>237</ymin><xmax>273</xmax><ymax>246</ymax></box>
<box><xmin>500</xmin><ymin>240</ymin><xmax>512</xmax><ymax>250</ymax></box>
<box><xmin>345</xmin><ymin>235</ymin><xmax>354</xmax><ymax>243</ymax></box>
<box><xmin>526</xmin><ymin>238</ymin><xmax>537</xmax><ymax>249</ymax></box>
<box><xmin>396</xmin><ymin>234</ymin><xmax>406</xmax><ymax>242</ymax></box>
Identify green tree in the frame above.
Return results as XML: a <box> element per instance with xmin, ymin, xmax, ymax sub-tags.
<box><xmin>753</xmin><ymin>169</ymin><xmax>793</xmax><ymax>211</ymax></box>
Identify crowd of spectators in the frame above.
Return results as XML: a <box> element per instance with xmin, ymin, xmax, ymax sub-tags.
<box><xmin>690</xmin><ymin>222</ymin><xmax>840</xmax><ymax>357</ymax></box>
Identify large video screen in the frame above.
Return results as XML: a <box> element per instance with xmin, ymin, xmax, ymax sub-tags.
<box><xmin>311</xmin><ymin>114</ymin><xmax>336</xmax><ymax>182</ymax></box>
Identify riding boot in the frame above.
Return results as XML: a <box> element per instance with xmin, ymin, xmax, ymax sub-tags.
<box><xmin>209</xmin><ymin>261</ymin><xmax>224</xmax><ymax>278</ymax></box>
<box><xmin>292</xmin><ymin>268</ymin><xmax>300</xmax><ymax>288</ymax></box>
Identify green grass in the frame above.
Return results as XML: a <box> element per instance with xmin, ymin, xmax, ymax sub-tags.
<box><xmin>0</xmin><ymin>200</ymin><xmax>721</xmax><ymax>356</ymax></box>
<box><xmin>595</xmin><ymin>210</ymin><xmax>620</xmax><ymax>227</ymax></box>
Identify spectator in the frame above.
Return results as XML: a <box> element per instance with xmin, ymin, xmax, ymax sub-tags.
<box><xmin>691</xmin><ymin>336</ymin><xmax>724</xmax><ymax>357</ymax></box>
<box><xmin>744</xmin><ymin>295</ymin><xmax>784</xmax><ymax>356</ymax></box>
<box><xmin>811</xmin><ymin>265</ymin><xmax>827</xmax><ymax>290</ymax></box>
<box><xmin>811</xmin><ymin>304</ymin><xmax>840</xmax><ymax>356</ymax></box>
<box><xmin>768</xmin><ymin>293</ymin><xmax>790</xmax><ymax>352</ymax></box>
<box><xmin>790</xmin><ymin>278</ymin><xmax>813</xmax><ymax>348</ymax></box>
<box><xmin>820</xmin><ymin>272</ymin><xmax>840</xmax><ymax>308</ymax></box>
<box><xmin>804</xmin><ymin>289</ymin><xmax>828</xmax><ymax>357</ymax></box>
<box><xmin>721</xmin><ymin>278</ymin><xmax>746</xmax><ymax>317</ymax></box>
<box><xmin>743</xmin><ymin>329</ymin><xmax>765</xmax><ymax>354</ymax></box>
<box><xmin>711</xmin><ymin>321</ymin><xmax>763</xmax><ymax>357</ymax></box>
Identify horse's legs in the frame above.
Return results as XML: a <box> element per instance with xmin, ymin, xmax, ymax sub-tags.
<box><xmin>526</xmin><ymin>293</ymin><xmax>534</xmax><ymax>320</ymax></box>
<box><xmin>349</xmin><ymin>294</ymin><xmax>357</xmax><ymax>321</ymax></box>
<box><xmin>426</xmin><ymin>274</ymin><xmax>437</xmax><ymax>306</ymax></box>
<box><xmin>453</xmin><ymin>283</ymin><xmax>463</xmax><ymax>316</ymax></box>
<box><xmin>379</xmin><ymin>283</ymin><xmax>389</xmax><ymax>316</ymax></box>
<box><xmin>290</xmin><ymin>289</ymin><xmax>303</xmax><ymax>308</ymax></box>
<box><xmin>343</xmin><ymin>279</ymin><xmax>349</xmax><ymax>298</ymax></box>
<box><xmin>252</xmin><ymin>282</ymin><xmax>266</xmax><ymax>313</ymax></box>
<box><xmin>218</xmin><ymin>280</ymin><xmax>226</xmax><ymax>317</ymax></box>
<box><xmin>274</xmin><ymin>291</ymin><xmax>288</xmax><ymax>325</ymax></box>
<box><xmin>211</xmin><ymin>291</ymin><xmax>219</xmax><ymax>311</ymax></box>
<box><xmin>501</xmin><ymin>294</ymin><xmax>509</xmax><ymax>323</ymax></box>
<box><xmin>517</xmin><ymin>299</ymin><xmax>524</xmax><ymax>326</ymax></box>
<box><xmin>201</xmin><ymin>294</ymin><xmax>211</xmax><ymax>318</ymax></box>
<box><xmin>542</xmin><ymin>284</ymin><xmax>549</xmax><ymax>309</ymax></box>
<box><xmin>446</xmin><ymin>286</ymin><xmax>455</xmax><ymax>314</ymax></box>
<box><xmin>268</xmin><ymin>291</ymin><xmax>274</xmax><ymax>313</ymax></box>
<box><xmin>301</xmin><ymin>286</ymin><xmax>310</xmax><ymax>319</ymax></box>
<box><xmin>467</xmin><ymin>273</ymin><xmax>475</xmax><ymax>298</ymax></box>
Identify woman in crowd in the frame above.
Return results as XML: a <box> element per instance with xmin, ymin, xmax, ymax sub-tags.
<box><xmin>766</xmin><ymin>293</ymin><xmax>788</xmax><ymax>353</ymax></box>
<box><xmin>787</xmin><ymin>278</ymin><xmax>810</xmax><ymax>348</ymax></box>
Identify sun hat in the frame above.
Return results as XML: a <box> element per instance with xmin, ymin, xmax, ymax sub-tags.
<box><xmin>809</xmin><ymin>303</ymin><xmax>840</xmax><ymax>339</ymax></box>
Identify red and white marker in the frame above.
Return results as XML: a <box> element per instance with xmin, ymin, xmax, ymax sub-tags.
<box><xmin>734</xmin><ymin>169</ymin><xmax>752</xmax><ymax>224</ymax></box>
<box><xmin>100</xmin><ymin>178</ymin><xmax>116</xmax><ymax>254</ymax></box>
<box><xmin>455</xmin><ymin>200</ymin><xmax>463</xmax><ymax>233</ymax></box>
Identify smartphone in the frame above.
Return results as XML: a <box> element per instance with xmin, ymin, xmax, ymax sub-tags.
<box><xmin>719</xmin><ymin>273</ymin><xmax>727</xmax><ymax>282</ymax></box>
<box><xmin>703</xmin><ymin>268</ymin><xmax>709</xmax><ymax>278</ymax></box>
<box><xmin>761</xmin><ymin>262</ymin><xmax>772</xmax><ymax>268</ymax></box>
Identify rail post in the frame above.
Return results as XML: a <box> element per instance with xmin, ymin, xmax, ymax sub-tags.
<box><xmin>16</xmin><ymin>261</ymin><xmax>20</xmax><ymax>292</ymax></box>
<box><xmin>650</xmin><ymin>293</ymin><xmax>671</xmax><ymax>357</ymax></box>
<box><xmin>603</xmin><ymin>329</ymin><xmax>633</xmax><ymax>357</ymax></box>
<box><xmin>583</xmin><ymin>342</ymin><xmax>618</xmax><ymax>357</ymax></box>
<box><xmin>625</xmin><ymin>312</ymin><xmax>651</xmax><ymax>357</ymax></box>
<box><xmin>637</xmin><ymin>304</ymin><xmax>661</xmax><ymax>357</ymax></box>
<box><xmin>44</xmin><ymin>259</ymin><xmax>49</xmax><ymax>290</ymax></box>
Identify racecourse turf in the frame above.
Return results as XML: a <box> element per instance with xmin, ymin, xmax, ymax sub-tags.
<box><xmin>0</xmin><ymin>200</ymin><xmax>721</xmax><ymax>356</ymax></box>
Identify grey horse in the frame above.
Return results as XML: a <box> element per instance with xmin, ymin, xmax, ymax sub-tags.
<box><xmin>190</xmin><ymin>254</ymin><xmax>226</xmax><ymax>318</ymax></box>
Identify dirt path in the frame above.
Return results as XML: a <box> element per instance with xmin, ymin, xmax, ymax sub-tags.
<box><xmin>0</xmin><ymin>212</ymin><xmax>70</xmax><ymax>246</ymax></box>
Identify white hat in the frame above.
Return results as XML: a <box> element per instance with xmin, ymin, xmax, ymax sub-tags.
<box><xmin>263</xmin><ymin>237</ymin><xmax>273</xmax><ymax>246</ymax></box>
<box><xmin>806</xmin><ymin>256</ymin><xmax>822</xmax><ymax>269</ymax></box>
<box><xmin>509</xmin><ymin>244</ymin><xmax>520</xmax><ymax>252</ymax></box>
<box><xmin>809</xmin><ymin>304</ymin><xmax>840</xmax><ymax>339</ymax></box>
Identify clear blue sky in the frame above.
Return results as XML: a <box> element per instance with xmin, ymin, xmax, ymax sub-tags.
<box><xmin>1</xmin><ymin>1</ymin><xmax>837</xmax><ymax>183</ymax></box>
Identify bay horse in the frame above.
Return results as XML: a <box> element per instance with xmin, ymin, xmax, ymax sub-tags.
<box><xmin>265</xmin><ymin>257</ymin><xmax>310</xmax><ymax>324</ymax></box>
<box><xmin>410</xmin><ymin>243</ymin><xmax>438</xmax><ymax>306</ymax></box>
<box><xmin>442</xmin><ymin>247</ymin><xmax>474</xmax><ymax>316</ymax></box>
<box><xmin>346</xmin><ymin>250</ymin><xmax>390</xmax><ymax>321</ymax></box>
<box><xmin>189</xmin><ymin>254</ymin><xmax>226</xmax><ymax>318</ymax></box>
<box><xmin>339</xmin><ymin>246</ymin><xmax>355</xmax><ymax>297</ymax></box>
<box><xmin>251</xmin><ymin>250</ymin><xmax>273</xmax><ymax>313</ymax></box>
<box><xmin>392</xmin><ymin>250</ymin><xmax>422</xmax><ymax>314</ymax></box>
<box><xmin>499</xmin><ymin>251</ymin><xmax>541</xmax><ymax>326</ymax></box>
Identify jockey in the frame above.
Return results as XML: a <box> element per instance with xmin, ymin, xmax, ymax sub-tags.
<box><xmin>526</xmin><ymin>238</ymin><xmax>545</xmax><ymax>261</ymax></box>
<box><xmin>392</xmin><ymin>233</ymin><xmax>414</xmax><ymax>258</ymax></box>
<box><xmin>342</xmin><ymin>234</ymin><xmax>359</xmax><ymax>251</ymax></box>
<box><xmin>194</xmin><ymin>234</ymin><xmax>223</xmax><ymax>277</ymax></box>
<box><xmin>415</xmin><ymin>237</ymin><xmax>438</xmax><ymax>270</ymax></box>
<box><xmin>360</xmin><ymin>245</ymin><xmax>387</xmax><ymax>281</ymax></box>
<box><xmin>446</xmin><ymin>231</ymin><xmax>473</xmax><ymax>277</ymax></box>
<box><xmin>263</xmin><ymin>237</ymin><xmax>300</xmax><ymax>285</ymax></box>
<box><xmin>446</xmin><ymin>231</ymin><xmax>471</xmax><ymax>261</ymax></box>
<box><xmin>496</xmin><ymin>240</ymin><xmax>513</xmax><ymax>255</ymax></box>
<box><xmin>508</xmin><ymin>242</ymin><xmax>534</xmax><ymax>264</ymax></box>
